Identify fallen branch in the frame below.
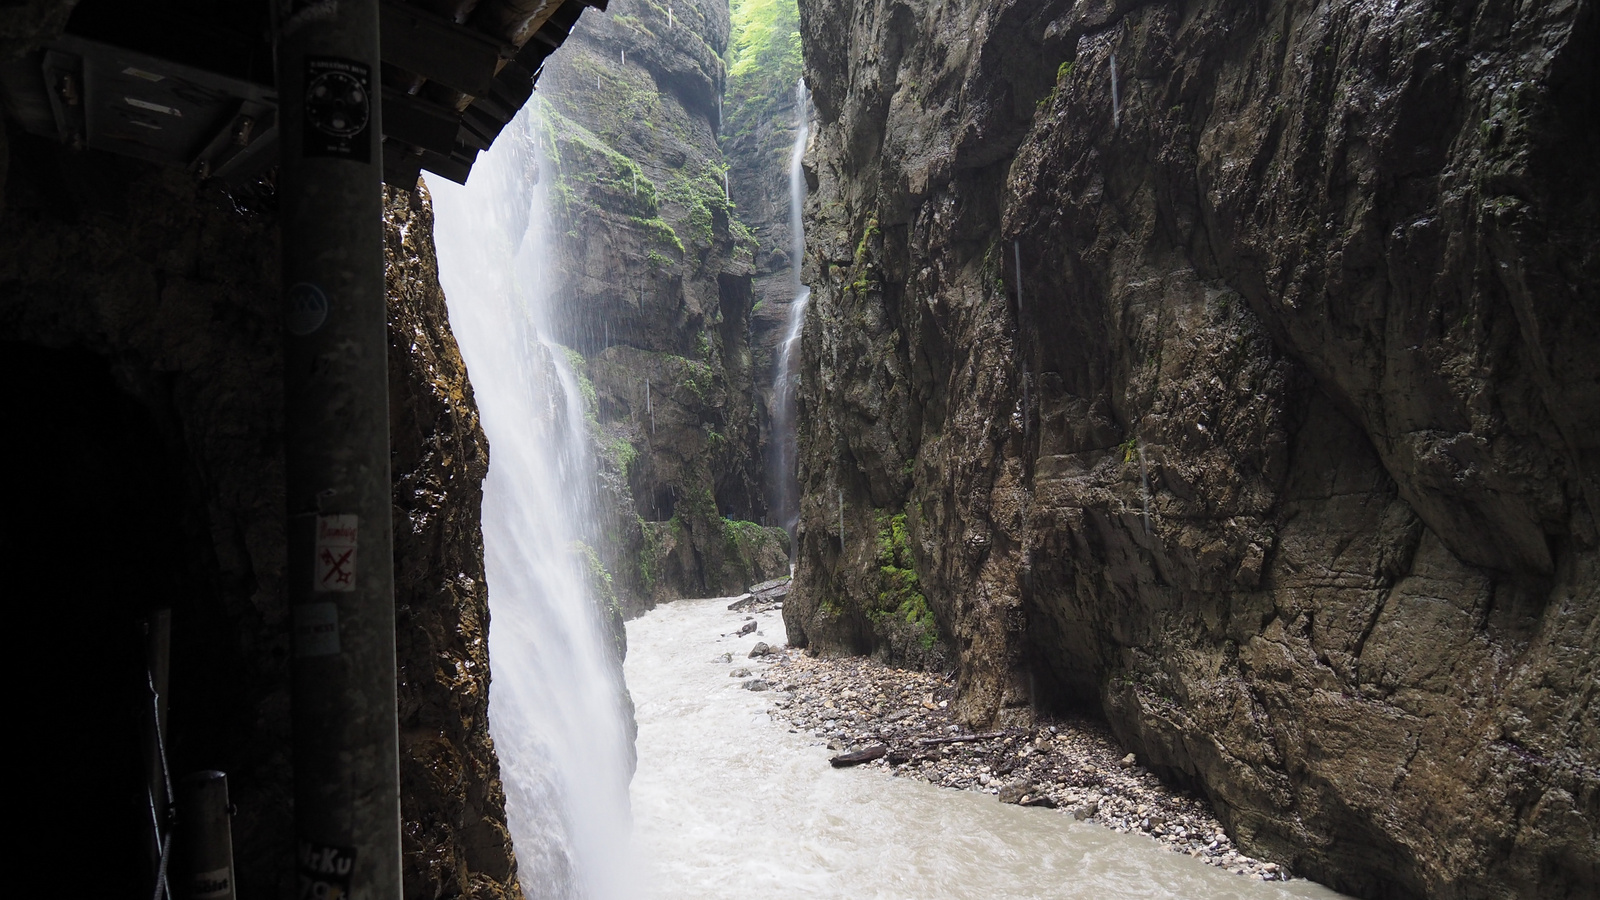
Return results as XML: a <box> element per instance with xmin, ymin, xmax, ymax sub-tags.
<box><xmin>915</xmin><ymin>731</ymin><xmax>1007</xmax><ymax>746</ymax></box>
<box><xmin>830</xmin><ymin>744</ymin><xmax>888</xmax><ymax>767</ymax></box>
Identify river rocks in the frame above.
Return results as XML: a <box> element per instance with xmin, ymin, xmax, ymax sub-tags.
<box><xmin>760</xmin><ymin>649</ymin><xmax>1291</xmax><ymax>882</ymax></box>
<box><xmin>729</xmin><ymin>577</ymin><xmax>792</xmax><ymax>614</ymax></box>
<box><xmin>748</xmin><ymin>642</ymin><xmax>773</xmax><ymax>658</ymax></box>
<box><xmin>996</xmin><ymin>781</ymin><xmax>1033</xmax><ymax>804</ymax></box>
<box><xmin>735</xmin><ymin>621</ymin><xmax>758</xmax><ymax>637</ymax></box>
<box><xmin>785</xmin><ymin>0</ymin><xmax>1598</xmax><ymax>896</ymax></box>
<box><xmin>743</xmin><ymin>679</ymin><xmax>772</xmax><ymax>692</ymax></box>
<box><xmin>730</xmin><ymin>668</ymin><xmax>752</xmax><ymax>678</ymax></box>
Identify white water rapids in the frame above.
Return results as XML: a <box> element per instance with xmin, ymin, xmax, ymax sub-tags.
<box><xmin>628</xmin><ymin>599</ymin><xmax>1348</xmax><ymax>900</ymax></box>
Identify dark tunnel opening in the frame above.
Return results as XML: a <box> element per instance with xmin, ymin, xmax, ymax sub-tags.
<box><xmin>4</xmin><ymin>342</ymin><xmax>227</xmax><ymax>896</ymax></box>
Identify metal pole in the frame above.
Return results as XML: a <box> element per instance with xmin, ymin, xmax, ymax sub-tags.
<box><xmin>175</xmin><ymin>771</ymin><xmax>237</xmax><ymax>900</ymax></box>
<box><xmin>277</xmin><ymin>1</ymin><xmax>400</xmax><ymax>898</ymax></box>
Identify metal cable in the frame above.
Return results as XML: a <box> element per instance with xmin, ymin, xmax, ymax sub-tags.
<box><xmin>147</xmin><ymin>669</ymin><xmax>174</xmax><ymax>900</ymax></box>
<box><xmin>151</xmin><ymin>832</ymin><xmax>173</xmax><ymax>900</ymax></box>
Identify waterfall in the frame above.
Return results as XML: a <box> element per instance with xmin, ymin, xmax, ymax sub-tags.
<box><xmin>427</xmin><ymin>98</ymin><xmax>636</xmax><ymax>900</ymax></box>
<box><xmin>1015</xmin><ymin>240</ymin><xmax>1028</xmax><ymax>440</ymax></box>
<box><xmin>769</xmin><ymin>79</ymin><xmax>811</xmax><ymax>545</ymax></box>
<box><xmin>1110</xmin><ymin>51</ymin><xmax>1121</xmax><ymax>129</ymax></box>
<box><xmin>1138</xmin><ymin>442</ymin><xmax>1151</xmax><ymax>535</ymax></box>
<box><xmin>1013</xmin><ymin>240</ymin><xmax>1023</xmax><ymax>317</ymax></box>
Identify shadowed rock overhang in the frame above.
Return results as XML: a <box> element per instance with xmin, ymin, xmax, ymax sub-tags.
<box><xmin>0</xmin><ymin>0</ymin><xmax>606</xmax><ymax>188</ymax></box>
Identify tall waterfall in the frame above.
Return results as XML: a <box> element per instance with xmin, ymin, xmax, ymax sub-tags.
<box><xmin>427</xmin><ymin>99</ymin><xmax>635</xmax><ymax>899</ymax></box>
<box><xmin>769</xmin><ymin>80</ymin><xmax>811</xmax><ymax>544</ymax></box>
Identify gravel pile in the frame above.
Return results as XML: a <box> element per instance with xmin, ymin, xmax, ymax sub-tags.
<box><xmin>750</xmin><ymin>647</ymin><xmax>1293</xmax><ymax>883</ymax></box>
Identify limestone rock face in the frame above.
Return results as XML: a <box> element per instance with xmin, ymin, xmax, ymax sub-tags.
<box><xmin>532</xmin><ymin>0</ymin><xmax>789</xmax><ymax>611</ymax></box>
<box><xmin>0</xmin><ymin>135</ymin><xmax>520</xmax><ymax>896</ymax></box>
<box><xmin>385</xmin><ymin>188</ymin><xmax>524</xmax><ymax>900</ymax></box>
<box><xmin>786</xmin><ymin>1</ymin><xmax>1598</xmax><ymax>897</ymax></box>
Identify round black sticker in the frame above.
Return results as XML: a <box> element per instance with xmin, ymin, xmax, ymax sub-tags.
<box><xmin>285</xmin><ymin>283</ymin><xmax>329</xmax><ymax>336</ymax></box>
<box><xmin>306</xmin><ymin>70</ymin><xmax>369</xmax><ymax>138</ymax></box>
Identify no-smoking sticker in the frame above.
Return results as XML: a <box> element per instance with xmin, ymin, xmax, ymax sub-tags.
<box><xmin>314</xmin><ymin>515</ymin><xmax>358</xmax><ymax>592</ymax></box>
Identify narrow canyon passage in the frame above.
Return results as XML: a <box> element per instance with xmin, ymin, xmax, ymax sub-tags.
<box><xmin>0</xmin><ymin>0</ymin><xmax>1589</xmax><ymax>895</ymax></box>
<box><xmin>625</xmin><ymin>598</ymin><xmax>1349</xmax><ymax>900</ymax></box>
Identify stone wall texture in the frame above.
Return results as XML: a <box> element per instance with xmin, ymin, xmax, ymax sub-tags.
<box><xmin>782</xmin><ymin>1</ymin><xmax>1598</xmax><ymax>897</ymax></box>
<box><xmin>535</xmin><ymin>0</ymin><xmax>789</xmax><ymax>612</ymax></box>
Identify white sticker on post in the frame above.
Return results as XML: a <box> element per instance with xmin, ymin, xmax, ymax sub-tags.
<box><xmin>314</xmin><ymin>514</ymin><xmax>358</xmax><ymax>592</ymax></box>
<box><xmin>293</xmin><ymin>602</ymin><xmax>340</xmax><ymax>657</ymax></box>
<box><xmin>189</xmin><ymin>867</ymin><xmax>232</xmax><ymax>900</ymax></box>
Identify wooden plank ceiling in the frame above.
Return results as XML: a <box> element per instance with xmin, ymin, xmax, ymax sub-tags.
<box><xmin>0</xmin><ymin>0</ymin><xmax>607</xmax><ymax>188</ymax></box>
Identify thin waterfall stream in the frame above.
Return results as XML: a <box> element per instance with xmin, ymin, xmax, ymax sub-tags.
<box><xmin>427</xmin><ymin>99</ymin><xmax>636</xmax><ymax>900</ymax></box>
<box><xmin>769</xmin><ymin>79</ymin><xmax>812</xmax><ymax>547</ymax></box>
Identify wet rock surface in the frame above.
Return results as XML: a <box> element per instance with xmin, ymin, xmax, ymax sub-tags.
<box><xmin>533</xmin><ymin>0</ymin><xmax>790</xmax><ymax>615</ymax></box>
<box><xmin>384</xmin><ymin>187</ymin><xmax>524</xmax><ymax>899</ymax></box>
<box><xmin>785</xmin><ymin>1</ymin><xmax>1599</xmax><ymax>897</ymax></box>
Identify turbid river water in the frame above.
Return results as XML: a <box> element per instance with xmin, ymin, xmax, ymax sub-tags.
<box><xmin>626</xmin><ymin>597</ymin><xmax>1350</xmax><ymax>900</ymax></box>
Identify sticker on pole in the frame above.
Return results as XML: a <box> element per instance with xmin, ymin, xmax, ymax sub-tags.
<box><xmin>285</xmin><ymin>283</ymin><xmax>328</xmax><ymax>336</ymax></box>
<box><xmin>303</xmin><ymin>56</ymin><xmax>372</xmax><ymax>162</ymax></box>
<box><xmin>297</xmin><ymin>841</ymin><xmax>355</xmax><ymax>899</ymax></box>
<box><xmin>293</xmin><ymin>602</ymin><xmax>340</xmax><ymax>658</ymax></box>
<box><xmin>314</xmin><ymin>514</ymin><xmax>358</xmax><ymax>592</ymax></box>
<box><xmin>189</xmin><ymin>867</ymin><xmax>233</xmax><ymax>900</ymax></box>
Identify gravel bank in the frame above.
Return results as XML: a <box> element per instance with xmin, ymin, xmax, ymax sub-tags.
<box><xmin>722</xmin><ymin>607</ymin><xmax>1293</xmax><ymax>883</ymax></box>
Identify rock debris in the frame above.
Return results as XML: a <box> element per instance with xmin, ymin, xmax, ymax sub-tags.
<box><xmin>745</xmin><ymin>645</ymin><xmax>1294</xmax><ymax>883</ymax></box>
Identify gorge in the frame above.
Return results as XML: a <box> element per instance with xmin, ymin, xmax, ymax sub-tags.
<box><xmin>780</xmin><ymin>2</ymin><xmax>1598</xmax><ymax>898</ymax></box>
<box><xmin>0</xmin><ymin>0</ymin><xmax>1593</xmax><ymax>899</ymax></box>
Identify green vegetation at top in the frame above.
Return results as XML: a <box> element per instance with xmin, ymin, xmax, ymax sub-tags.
<box><xmin>723</xmin><ymin>0</ymin><xmax>803</xmax><ymax>143</ymax></box>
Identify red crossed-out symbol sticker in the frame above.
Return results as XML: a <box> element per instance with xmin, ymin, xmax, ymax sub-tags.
<box><xmin>319</xmin><ymin>547</ymin><xmax>354</xmax><ymax>587</ymax></box>
<box><xmin>314</xmin><ymin>515</ymin><xmax>358</xmax><ymax>593</ymax></box>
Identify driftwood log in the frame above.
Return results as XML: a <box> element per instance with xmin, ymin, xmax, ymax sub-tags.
<box><xmin>829</xmin><ymin>744</ymin><xmax>888</xmax><ymax>767</ymax></box>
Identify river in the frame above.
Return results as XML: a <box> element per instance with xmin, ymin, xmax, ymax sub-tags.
<box><xmin>625</xmin><ymin>597</ymin><xmax>1349</xmax><ymax>900</ymax></box>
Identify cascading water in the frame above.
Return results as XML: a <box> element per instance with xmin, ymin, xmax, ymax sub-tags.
<box><xmin>427</xmin><ymin>99</ymin><xmax>636</xmax><ymax>899</ymax></box>
<box><xmin>1110</xmin><ymin>51</ymin><xmax>1121</xmax><ymax>128</ymax></box>
<box><xmin>769</xmin><ymin>80</ymin><xmax>811</xmax><ymax>547</ymax></box>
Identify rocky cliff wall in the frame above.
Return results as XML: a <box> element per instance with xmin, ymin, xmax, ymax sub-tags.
<box><xmin>719</xmin><ymin>0</ymin><xmax>807</xmax><ymax>450</ymax></box>
<box><xmin>532</xmin><ymin>0</ymin><xmax>788</xmax><ymax>611</ymax></box>
<box><xmin>0</xmin><ymin>125</ymin><xmax>521</xmax><ymax>897</ymax></box>
<box><xmin>784</xmin><ymin>1</ymin><xmax>1598</xmax><ymax>897</ymax></box>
